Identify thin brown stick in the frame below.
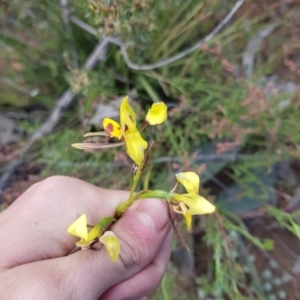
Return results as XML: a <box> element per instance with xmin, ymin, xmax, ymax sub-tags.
<box><xmin>59</xmin><ymin>0</ymin><xmax>79</xmax><ymax>69</ymax></box>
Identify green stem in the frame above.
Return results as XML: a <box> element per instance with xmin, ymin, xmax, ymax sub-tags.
<box><xmin>129</xmin><ymin>169</ymin><xmax>142</xmax><ymax>201</ymax></box>
<box><xmin>116</xmin><ymin>188</ymin><xmax>169</xmax><ymax>218</ymax></box>
<box><xmin>115</xmin><ymin>141</ymin><xmax>156</xmax><ymax>218</ymax></box>
<box><xmin>135</xmin><ymin>189</ymin><xmax>169</xmax><ymax>200</ymax></box>
<box><xmin>116</xmin><ymin>170</ymin><xmax>142</xmax><ymax>217</ymax></box>
<box><xmin>161</xmin><ymin>274</ymin><xmax>170</xmax><ymax>300</ymax></box>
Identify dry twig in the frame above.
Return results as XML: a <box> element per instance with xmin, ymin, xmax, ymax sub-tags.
<box><xmin>59</xmin><ymin>0</ymin><xmax>79</xmax><ymax>69</ymax></box>
<box><xmin>70</xmin><ymin>0</ymin><xmax>245</xmax><ymax>71</ymax></box>
<box><xmin>70</xmin><ymin>16</ymin><xmax>98</xmax><ymax>35</ymax></box>
<box><xmin>242</xmin><ymin>23</ymin><xmax>279</xmax><ymax>78</ymax></box>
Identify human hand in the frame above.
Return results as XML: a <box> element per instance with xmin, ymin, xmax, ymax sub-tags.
<box><xmin>0</xmin><ymin>176</ymin><xmax>173</xmax><ymax>300</ymax></box>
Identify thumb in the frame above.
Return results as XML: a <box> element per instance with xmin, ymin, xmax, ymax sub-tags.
<box><xmin>63</xmin><ymin>198</ymin><xmax>171</xmax><ymax>299</ymax></box>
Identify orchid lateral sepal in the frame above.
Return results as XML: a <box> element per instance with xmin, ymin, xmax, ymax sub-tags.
<box><xmin>72</xmin><ymin>142</ymin><xmax>124</xmax><ymax>150</ymax></box>
<box><xmin>139</xmin><ymin>140</ymin><xmax>155</xmax><ymax>172</ymax></box>
<box><xmin>164</xmin><ymin>200</ymin><xmax>190</xmax><ymax>251</ymax></box>
<box><xmin>83</xmin><ymin>132</ymin><xmax>109</xmax><ymax>137</ymax></box>
<box><xmin>99</xmin><ymin>231</ymin><xmax>121</xmax><ymax>263</ymax></box>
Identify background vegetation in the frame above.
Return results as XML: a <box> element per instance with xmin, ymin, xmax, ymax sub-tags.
<box><xmin>1</xmin><ymin>0</ymin><xmax>300</xmax><ymax>299</ymax></box>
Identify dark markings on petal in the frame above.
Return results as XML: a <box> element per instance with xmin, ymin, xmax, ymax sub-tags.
<box><xmin>171</xmin><ymin>202</ymin><xmax>181</xmax><ymax>211</ymax></box>
<box><xmin>105</xmin><ymin>123</ymin><xmax>114</xmax><ymax>134</ymax></box>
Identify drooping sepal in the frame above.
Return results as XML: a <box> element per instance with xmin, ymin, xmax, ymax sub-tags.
<box><xmin>99</xmin><ymin>231</ymin><xmax>121</xmax><ymax>262</ymax></box>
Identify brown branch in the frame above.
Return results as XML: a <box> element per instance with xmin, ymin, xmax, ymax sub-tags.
<box><xmin>70</xmin><ymin>16</ymin><xmax>98</xmax><ymax>35</ymax></box>
<box><xmin>70</xmin><ymin>0</ymin><xmax>245</xmax><ymax>71</ymax></box>
<box><xmin>118</xmin><ymin>0</ymin><xmax>245</xmax><ymax>71</ymax></box>
<box><xmin>59</xmin><ymin>0</ymin><xmax>79</xmax><ymax>69</ymax></box>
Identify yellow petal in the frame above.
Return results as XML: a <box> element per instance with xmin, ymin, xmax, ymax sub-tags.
<box><xmin>125</xmin><ymin>131</ymin><xmax>148</xmax><ymax>166</ymax></box>
<box><xmin>120</xmin><ymin>96</ymin><xmax>137</xmax><ymax>133</ymax></box>
<box><xmin>99</xmin><ymin>231</ymin><xmax>121</xmax><ymax>262</ymax></box>
<box><xmin>146</xmin><ymin>102</ymin><xmax>168</xmax><ymax>125</ymax></box>
<box><xmin>172</xmin><ymin>193</ymin><xmax>215</xmax><ymax>215</ymax></box>
<box><xmin>86</xmin><ymin>225</ymin><xmax>103</xmax><ymax>242</ymax></box>
<box><xmin>67</xmin><ymin>214</ymin><xmax>88</xmax><ymax>240</ymax></box>
<box><xmin>187</xmin><ymin>194</ymin><xmax>215</xmax><ymax>215</ymax></box>
<box><xmin>176</xmin><ymin>172</ymin><xmax>200</xmax><ymax>194</ymax></box>
<box><xmin>103</xmin><ymin>118</ymin><xmax>122</xmax><ymax>139</ymax></box>
<box><xmin>184</xmin><ymin>213</ymin><xmax>192</xmax><ymax>232</ymax></box>
<box><xmin>172</xmin><ymin>202</ymin><xmax>193</xmax><ymax>232</ymax></box>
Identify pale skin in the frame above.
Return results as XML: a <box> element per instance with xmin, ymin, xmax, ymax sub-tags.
<box><xmin>0</xmin><ymin>176</ymin><xmax>173</xmax><ymax>300</ymax></box>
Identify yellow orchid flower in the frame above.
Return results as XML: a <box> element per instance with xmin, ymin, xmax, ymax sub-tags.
<box><xmin>103</xmin><ymin>96</ymin><xmax>147</xmax><ymax>166</ymax></box>
<box><xmin>72</xmin><ymin>96</ymin><xmax>168</xmax><ymax>166</ymax></box>
<box><xmin>67</xmin><ymin>214</ymin><xmax>120</xmax><ymax>262</ymax></box>
<box><xmin>170</xmin><ymin>172</ymin><xmax>216</xmax><ymax>231</ymax></box>
<box><xmin>146</xmin><ymin>102</ymin><xmax>168</xmax><ymax>125</ymax></box>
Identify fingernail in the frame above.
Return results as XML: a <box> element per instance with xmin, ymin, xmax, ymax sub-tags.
<box><xmin>136</xmin><ymin>199</ymin><xmax>168</xmax><ymax>231</ymax></box>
